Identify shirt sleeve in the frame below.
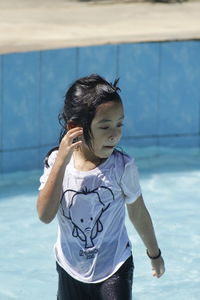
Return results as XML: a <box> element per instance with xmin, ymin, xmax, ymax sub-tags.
<box><xmin>38</xmin><ymin>150</ymin><xmax>58</xmax><ymax>191</ymax></box>
<box><xmin>120</xmin><ymin>157</ymin><xmax>142</xmax><ymax>204</ymax></box>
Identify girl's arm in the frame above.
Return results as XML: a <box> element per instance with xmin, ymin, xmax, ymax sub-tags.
<box><xmin>37</xmin><ymin>127</ymin><xmax>83</xmax><ymax>224</ymax></box>
<box><xmin>127</xmin><ymin>195</ymin><xmax>165</xmax><ymax>278</ymax></box>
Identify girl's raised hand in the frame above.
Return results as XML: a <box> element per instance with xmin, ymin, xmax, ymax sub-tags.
<box><xmin>57</xmin><ymin>127</ymin><xmax>83</xmax><ymax>164</ymax></box>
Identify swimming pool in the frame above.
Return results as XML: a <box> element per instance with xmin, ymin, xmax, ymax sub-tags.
<box><xmin>0</xmin><ymin>148</ymin><xmax>200</xmax><ymax>300</ymax></box>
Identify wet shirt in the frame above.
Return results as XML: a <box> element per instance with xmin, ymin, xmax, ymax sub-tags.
<box><xmin>39</xmin><ymin>150</ymin><xmax>141</xmax><ymax>283</ymax></box>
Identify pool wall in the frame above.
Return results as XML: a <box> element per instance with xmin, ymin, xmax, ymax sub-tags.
<box><xmin>0</xmin><ymin>40</ymin><xmax>200</xmax><ymax>173</ymax></box>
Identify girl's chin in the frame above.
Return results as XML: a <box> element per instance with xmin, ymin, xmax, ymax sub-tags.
<box><xmin>83</xmin><ymin>146</ymin><xmax>115</xmax><ymax>161</ymax></box>
<box><xmin>97</xmin><ymin>148</ymin><xmax>115</xmax><ymax>158</ymax></box>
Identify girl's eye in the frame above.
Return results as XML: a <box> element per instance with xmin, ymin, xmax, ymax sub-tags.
<box><xmin>99</xmin><ymin>124</ymin><xmax>123</xmax><ymax>130</ymax></box>
<box><xmin>99</xmin><ymin>126</ymin><xmax>109</xmax><ymax>130</ymax></box>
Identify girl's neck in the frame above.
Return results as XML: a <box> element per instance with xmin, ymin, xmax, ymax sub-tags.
<box><xmin>73</xmin><ymin>147</ymin><xmax>105</xmax><ymax>172</ymax></box>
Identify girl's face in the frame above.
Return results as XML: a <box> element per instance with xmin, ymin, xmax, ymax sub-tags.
<box><xmin>89</xmin><ymin>100</ymin><xmax>124</xmax><ymax>159</ymax></box>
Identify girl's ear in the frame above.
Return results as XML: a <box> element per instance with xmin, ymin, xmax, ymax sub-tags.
<box><xmin>67</xmin><ymin>120</ymin><xmax>76</xmax><ymax>130</ymax></box>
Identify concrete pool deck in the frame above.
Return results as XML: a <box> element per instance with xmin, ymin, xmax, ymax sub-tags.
<box><xmin>0</xmin><ymin>0</ymin><xmax>200</xmax><ymax>54</ymax></box>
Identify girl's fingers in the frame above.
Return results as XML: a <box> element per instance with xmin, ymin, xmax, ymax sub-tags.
<box><xmin>152</xmin><ymin>266</ymin><xmax>165</xmax><ymax>278</ymax></box>
<box><xmin>57</xmin><ymin>128</ymin><xmax>83</xmax><ymax>162</ymax></box>
<box><xmin>65</xmin><ymin>128</ymin><xmax>83</xmax><ymax>144</ymax></box>
<box><xmin>59</xmin><ymin>128</ymin><xmax>83</xmax><ymax>153</ymax></box>
<box><xmin>151</xmin><ymin>257</ymin><xmax>165</xmax><ymax>278</ymax></box>
<box><xmin>153</xmin><ymin>271</ymin><xmax>162</xmax><ymax>278</ymax></box>
<box><xmin>67</xmin><ymin>127</ymin><xmax>83</xmax><ymax>134</ymax></box>
<box><xmin>71</xmin><ymin>140</ymin><xmax>82</xmax><ymax>149</ymax></box>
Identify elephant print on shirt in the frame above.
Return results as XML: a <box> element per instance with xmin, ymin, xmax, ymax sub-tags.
<box><xmin>60</xmin><ymin>186</ymin><xmax>114</xmax><ymax>249</ymax></box>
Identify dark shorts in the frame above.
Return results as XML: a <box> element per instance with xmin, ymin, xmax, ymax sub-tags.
<box><xmin>56</xmin><ymin>255</ymin><xmax>134</xmax><ymax>300</ymax></box>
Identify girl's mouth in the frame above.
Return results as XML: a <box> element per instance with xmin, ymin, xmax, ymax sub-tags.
<box><xmin>104</xmin><ymin>146</ymin><xmax>115</xmax><ymax>149</ymax></box>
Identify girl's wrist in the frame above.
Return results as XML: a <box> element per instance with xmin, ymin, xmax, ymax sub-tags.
<box><xmin>56</xmin><ymin>150</ymin><xmax>72</xmax><ymax>165</ymax></box>
<box><xmin>146</xmin><ymin>248</ymin><xmax>161</xmax><ymax>260</ymax></box>
<box><xmin>53</xmin><ymin>156</ymin><xmax>69</xmax><ymax>173</ymax></box>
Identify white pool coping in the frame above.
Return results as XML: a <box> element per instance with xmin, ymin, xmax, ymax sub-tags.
<box><xmin>0</xmin><ymin>0</ymin><xmax>200</xmax><ymax>54</ymax></box>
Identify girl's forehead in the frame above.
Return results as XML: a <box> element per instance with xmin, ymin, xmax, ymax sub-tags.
<box><xmin>94</xmin><ymin>101</ymin><xmax>124</xmax><ymax>118</ymax></box>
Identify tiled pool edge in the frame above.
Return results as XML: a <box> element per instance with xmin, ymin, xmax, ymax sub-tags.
<box><xmin>0</xmin><ymin>41</ymin><xmax>200</xmax><ymax>173</ymax></box>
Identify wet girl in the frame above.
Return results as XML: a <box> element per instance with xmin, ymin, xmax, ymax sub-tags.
<box><xmin>37</xmin><ymin>74</ymin><xmax>165</xmax><ymax>300</ymax></box>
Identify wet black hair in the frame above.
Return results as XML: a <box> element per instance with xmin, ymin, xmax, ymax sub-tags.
<box><xmin>44</xmin><ymin>74</ymin><xmax>122</xmax><ymax>167</ymax></box>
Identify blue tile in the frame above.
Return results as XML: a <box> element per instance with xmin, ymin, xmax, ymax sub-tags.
<box><xmin>40</xmin><ymin>48</ymin><xmax>77</xmax><ymax>146</ymax></box>
<box><xmin>158</xmin><ymin>135</ymin><xmax>199</xmax><ymax>148</ymax></box>
<box><xmin>119</xmin><ymin>137</ymin><xmax>158</xmax><ymax>158</ymax></box>
<box><xmin>2</xmin><ymin>148</ymin><xmax>39</xmax><ymax>173</ymax></box>
<box><xmin>78</xmin><ymin>45</ymin><xmax>118</xmax><ymax>82</ymax></box>
<box><xmin>3</xmin><ymin>52</ymin><xmax>40</xmax><ymax>150</ymax></box>
<box><xmin>0</xmin><ymin>54</ymin><xmax>2</xmax><ymax>152</ymax></box>
<box><xmin>159</xmin><ymin>41</ymin><xmax>200</xmax><ymax>135</ymax></box>
<box><xmin>0</xmin><ymin>151</ymin><xmax>2</xmax><ymax>174</ymax></box>
<box><xmin>39</xmin><ymin>145</ymin><xmax>57</xmax><ymax>169</ymax></box>
<box><xmin>118</xmin><ymin>43</ymin><xmax>160</xmax><ymax>137</ymax></box>
<box><xmin>119</xmin><ymin>137</ymin><xmax>158</xmax><ymax>148</ymax></box>
<box><xmin>0</xmin><ymin>55</ymin><xmax>2</xmax><ymax>173</ymax></box>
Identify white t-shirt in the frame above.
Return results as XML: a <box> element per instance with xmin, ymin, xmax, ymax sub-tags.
<box><xmin>39</xmin><ymin>150</ymin><xmax>141</xmax><ymax>283</ymax></box>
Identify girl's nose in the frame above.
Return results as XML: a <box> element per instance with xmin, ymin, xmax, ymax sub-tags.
<box><xmin>108</xmin><ymin>129</ymin><xmax>121</xmax><ymax>142</ymax></box>
<box><xmin>108</xmin><ymin>136</ymin><xmax>115</xmax><ymax>142</ymax></box>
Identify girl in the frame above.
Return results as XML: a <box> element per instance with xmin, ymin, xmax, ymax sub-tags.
<box><xmin>37</xmin><ymin>74</ymin><xmax>165</xmax><ymax>300</ymax></box>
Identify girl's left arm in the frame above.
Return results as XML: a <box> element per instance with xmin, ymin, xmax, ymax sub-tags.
<box><xmin>127</xmin><ymin>195</ymin><xmax>165</xmax><ymax>278</ymax></box>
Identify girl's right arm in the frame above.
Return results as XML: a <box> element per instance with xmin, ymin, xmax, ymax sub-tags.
<box><xmin>36</xmin><ymin>127</ymin><xmax>83</xmax><ymax>224</ymax></box>
<box><xmin>127</xmin><ymin>195</ymin><xmax>165</xmax><ymax>278</ymax></box>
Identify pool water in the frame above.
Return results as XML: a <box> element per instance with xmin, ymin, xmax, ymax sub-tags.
<box><xmin>0</xmin><ymin>149</ymin><xmax>200</xmax><ymax>300</ymax></box>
